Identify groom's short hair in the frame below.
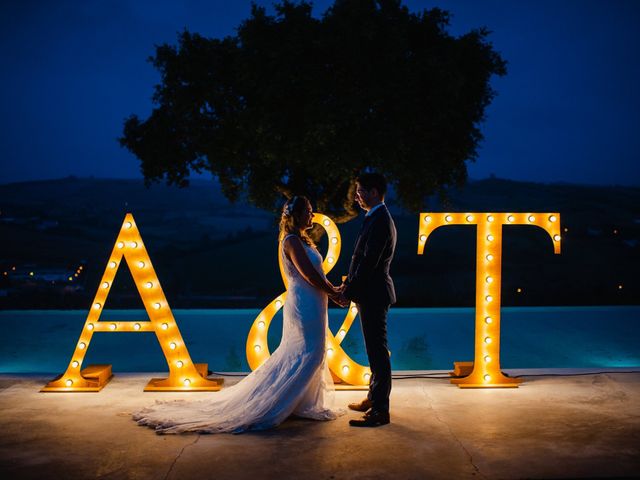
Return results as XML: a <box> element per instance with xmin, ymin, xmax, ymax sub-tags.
<box><xmin>356</xmin><ymin>172</ymin><xmax>387</xmax><ymax>198</ymax></box>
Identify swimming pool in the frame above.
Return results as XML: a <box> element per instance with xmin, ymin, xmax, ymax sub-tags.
<box><xmin>0</xmin><ymin>306</ymin><xmax>638</xmax><ymax>373</ymax></box>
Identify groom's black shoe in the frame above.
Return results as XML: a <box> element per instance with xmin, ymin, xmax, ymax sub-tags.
<box><xmin>349</xmin><ymin>410</ymin><xmax>390</xmax><ymax>427</ymax></box>
<box><xmin>348</xmin><ymin>398</ymin><xmax>372</xmax><ymax>412</ymax></box>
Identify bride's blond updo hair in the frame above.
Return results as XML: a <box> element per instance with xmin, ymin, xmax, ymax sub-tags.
<box><xmin>279</xmin><ymin>195</ymin><xmax>315</xmax><ymax>247</ymax></box>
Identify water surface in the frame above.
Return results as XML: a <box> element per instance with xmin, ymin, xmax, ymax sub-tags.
<box><xmin>0</xmin><ymin>306</ymin><xmax>638</xmax><ymax>373</ymax></box>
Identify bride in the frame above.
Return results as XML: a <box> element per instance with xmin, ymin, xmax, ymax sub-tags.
<box><xmin>133</xmin><ymin>196</ymin><xmax>344</xmax><ymax>433</ymax></box>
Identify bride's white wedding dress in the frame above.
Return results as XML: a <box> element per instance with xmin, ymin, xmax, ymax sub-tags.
<box><xmin>133</xmin><ymin>234</ymin><xmax>340</xmax><ymax>433</ymax></box>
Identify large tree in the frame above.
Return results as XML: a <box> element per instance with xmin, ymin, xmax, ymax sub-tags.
<box><xmin>121</xmin><ymin>0</ymin><xmax>506</xmax><ymax>222</ymax></box>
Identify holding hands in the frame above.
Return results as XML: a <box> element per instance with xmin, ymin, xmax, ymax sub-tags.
<box><xmin>329</xmin><ymin>283</ymin><xmax>349</xmax><ymax>307</ymax></box>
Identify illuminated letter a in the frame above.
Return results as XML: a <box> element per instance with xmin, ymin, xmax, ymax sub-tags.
<box><xmin>41</xmin><ymin>214</ymin><xmax>222</xmax><ymax>392</ymax></box>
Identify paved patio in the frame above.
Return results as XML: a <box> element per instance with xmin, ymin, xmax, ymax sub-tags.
<box><xmin>1</xmin><ymin>369</ymin><xmax>639</xmax><ymax>479</ymax></box>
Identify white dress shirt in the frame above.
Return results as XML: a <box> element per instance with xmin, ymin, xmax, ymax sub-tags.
<box><xmin>365</xmin><ymin>202</ymin><xmax>385</xmax><ymax>217</ymax></box>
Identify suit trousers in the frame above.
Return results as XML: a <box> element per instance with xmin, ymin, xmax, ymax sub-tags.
<box><xmin>357</xmin><ymin>301</ymin><xmax>391</xmax><ymax>412</ymax></box>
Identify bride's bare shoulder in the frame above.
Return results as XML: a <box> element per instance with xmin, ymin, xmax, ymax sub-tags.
<box><xmin>282</xmin><ymin>234</ymin><xmax>302</xmax><ymax>250</ymax></box>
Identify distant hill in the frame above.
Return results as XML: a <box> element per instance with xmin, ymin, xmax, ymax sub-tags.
<box><xmin>0</xmin><ymin>176</ymin><xmax>638</xmax><ymax>309</ymax></box>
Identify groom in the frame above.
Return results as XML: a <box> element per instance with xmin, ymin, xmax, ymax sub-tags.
<box><xmin>338</xmin><ymin>172</ymin><xmax>397</xmax><ymax>427</ymax></box>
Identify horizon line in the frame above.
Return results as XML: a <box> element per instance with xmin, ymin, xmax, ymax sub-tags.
<box><xmin>1</xmin><ymin>175</ymin><xmax>638</xmax><ymax>189</ymax></box>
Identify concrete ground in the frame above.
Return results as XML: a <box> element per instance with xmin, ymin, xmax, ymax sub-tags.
<box><xmin>1</xmin><ymin>370</ymin><xmax>639</xmax><ymax>480</ymax></box>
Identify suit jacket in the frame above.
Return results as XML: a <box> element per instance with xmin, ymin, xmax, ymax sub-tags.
<box><xmin>343</xmin><ymin>204</ymin><xmax>397</xmax><ymax>305</ymax></box>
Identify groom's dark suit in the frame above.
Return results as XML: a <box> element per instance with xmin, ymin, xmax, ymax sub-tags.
<box><xmin>343</xmin><ymin>203</ymin><xmax>397</xmax><ymax>413</ymax></box>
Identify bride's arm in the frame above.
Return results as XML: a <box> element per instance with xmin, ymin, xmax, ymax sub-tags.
<box><xmin>284</xmin><ymin>236</ymin><xmax>338</xmax><ymax>296</ymax></box>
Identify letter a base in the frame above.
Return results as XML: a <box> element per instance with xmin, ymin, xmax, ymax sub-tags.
<box><xmin>41</xmin><ymin>364</ymin><xmax>114</xmax><ymax>392</ymax></box>
<box><xmin>449</xmin><ymin>361</ymin><xmax>522</xmax><ymax>388</ymax></box>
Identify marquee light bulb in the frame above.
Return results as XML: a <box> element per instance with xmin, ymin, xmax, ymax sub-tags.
<box><xmin>161</xmin><ymin>323</ymin><xmax>168</xmax><ymax>330</ymax></box>
<box><xmin>327</xmin><ymin>348</ymin><xmax>334</xmax><ymax>356</ymax></box>
<box><xmin>486</xmin><ymin>254</ymin><xmax>494</xmax><ymax>262</ymax></box>
<box><xmin>323</xmin><ymin>219</ymin><xmax>330</xmax><ymax>226</ymax></box>
<box><xmin>351</xmin><ymin>306</ymin><xmax>358</xmax><ymax>314</ymax></box>
<box><xmin>258</xmin><ymin>321</ymin><xmax>265</xmax><ymax>329</ymax></box>
<box><xmin>176</xmin><ymin>361</ymin><xmax>184</xmax><ymax>368</ymax></box>
<box><xmin>124</xmin><ymin>221</ymin><xmax>132</xmax><ymax>229</ymax></box>
<box><xmin>484</xmin><ymin>374</ymin><xmax>491</xmax><ymax>381</ymax></box>
<box><xmin>364</xmin><ymin>373</ymin><xmax>371</xmax><ymax>381</ymax></box>
<box><xmin>79</xmin><ymin>342</ymin><xmax>86</xmax><ymax>349</ymax></box>
<box><xmin>420</xmin><ymin>235</ymin><xmax>427</xmax><ymax>242</ymax></box>
<box><xmin>183</xmin><ymin>379</ymin><xmax>191</xmax><ymax>386</ymax></box>
<box><xmin>138</xmin><ymin>261</ymin><xmax>145</xmax><ymax>268</ymax></box>
<box><xmin>117</xmin><ymin>242</ymin><xmax>124</xmax><ymax>249</ymax></box>
<box><xmin>484</xmin><ymin>355</ymin><xmax>491</xmax><ymax>363</ymax></box>
<box><xmin>466</xmin><ymin>215</ymin><xmax>474</xmax><ymax>222</ymax></box>
<box><xmin>65</xmin><ymin>379</ymin><xmax>73</xmax><ymax>387</ymax></box>
<box><xmin>134</xmin><ymin>323</ymin><xmax>141</xmax><ymax>330</ymax></box>
<box><xmin>131</xmin><ymin>242</ymin><xmax>138</xmax><ymax>249</ymax></box>
<box><xmin>275</xmin><ymin>300</ymin><xmax>282</xmax><ymax>308</ymax></box>
<box><xmin>93</xmin><ymin>303</ymin><xmax>101</xmax><ymax>310</ymax></box>
<box><xmin>153</xmin><ymin>303</ymin><xmax>161</xmax><ymax>310</ymax></box>
<box><xmin>145</xmin><ymin>282</ymin><xmax>153</xmax><ymax>289</ymax></box>
<box><xmin>487</xmin><ymin>215</ymin><xmax>494</xmax><ymax>222</ymax></box>
<box><xmin>484</xmin><ymin>337</ymin><xmax>492</xmax><ymax>344</ymax></box>
<box><xmin>327</xmin><ymin>257</ymin><xmax>334</xmax><ymax>264</ymax></box>
<box><xmin>507</xmin><ymin>215</ymin><xmax>514</xmax><ymax>223</ymax></box>
<box><xmin>169</xmin><ymin>342</ymin><xmax>177</xmax><ymax>350</ymax></box>
<box><xmin>254</xmin><ymin>345</ymin><xmax>261</xmax><ymax>353</ymax></box>
<box><xmin>424</xmin><ymin>215</ymin><xmax>432</xmax><ymax>223</ymax></box>
<box><xmin>486</xmin><ymin>295</ymin><xmax>493</xmax><ymax>302</ymax></box>
<box><xmin>554</xmin><ymin>234</ymin><xmax>561</xmax><ymax>242</ymax></box>
<box><xmin>331</xmin><ymin>237</ymin><xmax>338</xmax><ymax>244</ymax></box>
<box><xmin>528</xmin><ymin>215</ymin><xmax>536</xmax><ymax>222</ymax></box>
<box><xmin>72</xmin><ymin>361</ymin><xmax>79</xmax><ymax>368</ymax></box>
<box><xmin>486</xmin><ymin>235</ymin><xmax>494</xmax><ymax>242</ymax></box>
<box><xmin>109</xmin><ymin>261</ymin><xmax>117</xmax><ymax>269</ymax></box>
<box><xmin>339</xmin><ymin>329</ymin><xmax>346</xmax><ymax>337</ymax></box>
<box><xmin>87</xmin><ymin>323</ymin><xmax>94</xmax><ymax>330</ymax></box>
<box><xmin>549</xmin><ymin>215</ymin><xmax>557</xmax><ymax>222</ymax></box>
<box><xmin>486</xmin><ymin>276</ymin><xmax>493</xmax><ymax>284</ymax></box>
<box><xmin>102</xmin><ymin>282</ymin><xmax>109</xmax><ymax>289</ymax></box>
<box><xmin>342</xmin><ymin>365</ymin><xmax>349</xmax><ymax>374</ymax></box>
<box><xmin>485</xmin><ymin>316</ymin><xmax>492</xmax><ymax>324</ymax></box>
<box><xmin>110</xmin><ymin>323</ymin><xmax>117</xmax><ymax>331</ymax></box>
<box><xmin>445</xmin><ymin>215</ymin><xmax>453</xmax><ymax>222</ymax></box>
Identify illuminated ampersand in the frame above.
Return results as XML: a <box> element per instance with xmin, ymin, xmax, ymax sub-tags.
<box><xmin>41</xmin><ymin>213</ymin><xmax>222</xmax><ymax>392</ymax></box>
<box><xmin>246</xmin><ymin>214</ymin><xmax>372</xmax><ymax>388</ymax></box>
<box><xmin>417</xmin><ymin>212</ymin><xmax>561</xmax><ymax>388</ymax></box>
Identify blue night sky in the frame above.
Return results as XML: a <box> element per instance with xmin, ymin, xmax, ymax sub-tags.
<box><xmin>0</xmin><ymin>0</ymin><xmax>639</xmax><ymax>186</ymax></box>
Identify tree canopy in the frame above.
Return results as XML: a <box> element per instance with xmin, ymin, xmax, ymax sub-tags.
<box><xmin>120</xmin><ymin>0</ymin><xmax>506</xmax><ymax>222</ymax></box>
